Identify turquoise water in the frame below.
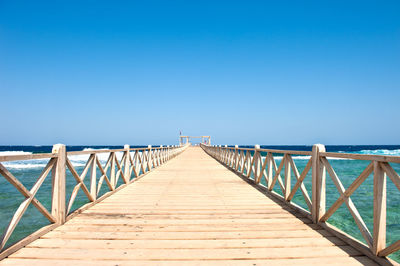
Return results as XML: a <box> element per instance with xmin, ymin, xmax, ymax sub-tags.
<box><xmin>1</xmin><ymin>145</ymin><xmax>400</xmax><ymax>262</ymax></box>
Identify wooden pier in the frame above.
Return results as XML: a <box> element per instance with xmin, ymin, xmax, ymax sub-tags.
<box><xmin>1</xmin><ymin>146</ymin><xmax>392</xmax><ymax>265</ymax></box>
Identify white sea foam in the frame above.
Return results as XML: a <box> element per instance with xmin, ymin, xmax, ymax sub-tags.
<box><xmin>1</xmin><ymin>152</ymin><xmax>50</xmax><ymax>169</ymax></box>
<box><xmin>357</xmin><ymin>149</ymin><xmax>400</xmax><ymax>156</ymax></box>
<box><xmin>0</xmin><ymin>151</ymin><xmax>32</xmax><ymax>156</ymax></box>
<box><xmin>67</xmin><ymin>148</ymin><xmax>124</xmax><ymax>167</ymax></box>
<box><xmin>292</xmin><ymin>156</ymin><xmax>312</xmax><ymax>160</ymax></box>
<box><xmin>2</xmin><ymin>163</ymin><xmax>50</xmax><ymax>169</ymax></box>
<box><xmin>0</xmin><ymin>151</ymin><xmax>46</xmax><ymax>169</ymax></box>
<box><xmin>0</xmin><ymin>148</ymin><xmax>125</xmax><ymax>170</ymax></box>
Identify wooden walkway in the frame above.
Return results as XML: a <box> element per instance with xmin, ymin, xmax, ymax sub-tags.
<box><xmin>1</xmin><ymin>147</ymin><xmax>377</xmax><ymax>265</ymax></box>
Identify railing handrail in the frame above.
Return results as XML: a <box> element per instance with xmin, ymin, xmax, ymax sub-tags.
<box><xmin>321</xmin><ymin>151</ymin><xmax>400</xmax><ymax>163</ymax></box>
<box><xmin>210</xmin><ymin>144</ymin><xmax>400</xmax><ymax>163</ymax></box>
<box><xmin>0</xmin><ymin>152</ymin><xmax>57</xmax><ymax>162</ymax></box>
<box><xmin>236</xmin><ymin>147</ymin><xmax>312</xmax><ymax>156</ymax></box>
<box><xmin>65</xmin><ymin>146</ymin><xmax>173</xmax><ymax>156</ymax></box>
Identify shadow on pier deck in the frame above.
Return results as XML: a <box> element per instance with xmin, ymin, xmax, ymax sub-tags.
<box><xmin>1</xmin><ymin>147</ymin><xmax>379</xmax><ymax>265</ymax></box>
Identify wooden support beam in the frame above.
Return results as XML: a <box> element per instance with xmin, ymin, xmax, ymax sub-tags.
<box><xmin>110</xmin><ymin>152</ymin><xmax>116</xmax><ymax>189</ymax></box>
<box><xmin>312</xmin><ymin>144</ymin><xmax>326</xmax><ymax>224</ymax></box>
<box><xmin>124</xmin><ymin>145</ymin><xmax>131</xmax><ymax>183</ymax></box>
<box><xmin>147</xmin><ymin>145</ymin><xmax>152</xmax><ymax>171</ymax></box>
<box><xmin>254</xmin><ymin>145</ymin><xmax>260</xmax><ymax>182</ymax></box>
<box><xmin>90</xmin><ymin>154</ymin><xmax>97</xmax><ymax>200</ymax></box>
<box><xmin>51</xmin><ymin>144</ymin><xmax>66</xmax><ymax>225</ymax></box>
<box><xmin>284</xmin><ymin>154</ymin><xmax>291</xmax><ymax>200</ymax></box>
<box><xmin>373</xmin><ymin>161</ymin><xmax>386</xmax><ymax>255</ymax></box>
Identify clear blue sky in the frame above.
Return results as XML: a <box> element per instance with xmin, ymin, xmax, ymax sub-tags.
<box><xmin>1</xmin><ymin>1</ymin><xmax>399</xmax><ymax>145</ymax></box>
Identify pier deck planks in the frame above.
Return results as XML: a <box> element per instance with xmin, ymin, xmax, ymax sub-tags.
<box><xmin>2</xmin><ymin>147</ymin><xmax>377</xmax><ymax>265</ymax></box>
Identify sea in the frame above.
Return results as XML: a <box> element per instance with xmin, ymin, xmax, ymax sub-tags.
<box><xmin>1</xmin><ymin>145</ymin><xmax>400</xmax><ymax>261</ymax></box>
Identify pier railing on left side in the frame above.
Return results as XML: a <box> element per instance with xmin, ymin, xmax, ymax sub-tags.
<box><xmin>201</xmin><ymin>143</ymin><xmax>400</xmax><ymax>264</ymax></box>
<box><xmin>0</xmin><ymin>144</ymin><xmax>188</xmax><ymax>259</ymax></box>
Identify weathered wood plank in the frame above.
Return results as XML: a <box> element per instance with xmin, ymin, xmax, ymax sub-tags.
<box><xmin>10</xmin><ymin>246</ymin><xmax>363</xmax><ymax>260</ymax></box>
<box><xmin>42</xmin><ymin>229</ymin><xmax>333</xmax><ymax>240</ymax></box>
<box><xmin>55</xmin><ymin>223</ymin><xmax>322</xmax><ymax>232</ymax></box>
<box><xmin>1</xmin><ymin>257</ymin><xmax>377</xmax><ymax>266</ymax></box>
<box><xmin>26</xmin><ymin>237</ymin><xmax>346</xmax><ymax>249</ymax></box>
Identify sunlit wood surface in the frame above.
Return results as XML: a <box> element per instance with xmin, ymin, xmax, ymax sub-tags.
<box><xmin>1</xmin><ymin>147</ymin><xmax>377</xmax><ymax>265</ymax></box>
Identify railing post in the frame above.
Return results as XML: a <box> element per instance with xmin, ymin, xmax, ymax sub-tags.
<box><xmin>90</xmin><ymin>153</ymin><xmax>97</xmax><ymax>200</ymax></box>
<box><xmin>147</xmin><ymin>145</ymin><xmax>152</xmax><ymax>170</ymax></box>
<box><xmin>110</xmin><ymin>152</ymin><xmax>116</xmax><ymax>188</ymax></box>
<box><xmin>159</xmin><ymin>145</ymin><xmax>163</xmax><ymax>165</ymax></box>
<box><xmin>227</xmin><ymin>147</ymin><xmax>231</xmax><ymax>166</ymax></box>
<box><xmin>161</xmin><ymin>146</ymin><xmax>164</xmax><ymax>163</ymax></box>
<box><xmin>234</xmin><ymin>145</ymin><xmax>239</xmax><ymax>170</ymax></box>
<box><xmin>267</xmin><ymin>153</ymin><xmax>273</xmax><ymax>189</ymax></box>
<box><xmin>224</xmin><ymin>145</ymin><xmax>228</xmax><ymax>163</ymax></box>
<box><xmin>373</xmin><ymin>161</ymin><xmax>386</xmax><ymax>255</ymax></box>
<box><xmin>51</xmin><ymin>144</ymin><xmax>66</xmax><ymax>224</ymax></box>
<box><xmin>312</xmin><ymin>144</ymin><xmax>326</xmax><ymax>223</ymax></box>
<box><xmin>284</xmin><ymin>153</ymin><xmax>291</xmax><ymax>200</ymax></box>
<box><xmin>254</xmin><ymin>145</ymin><xmax>260</xmax><ymax>182</ymax></box>
<box><xmin>167</xmin><ymin>145</ymin><xmax>170</xmax><ymax>160</ymax></box>
<box><xmin>124</xmin><ymin>145</ymin><xmax>130</xmax><ymax>183</ymax></box>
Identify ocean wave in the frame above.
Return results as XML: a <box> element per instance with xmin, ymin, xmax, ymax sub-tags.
<box><xmin>2</xmin><ymin>163</ymin><xmax>50</xmax><ymax>169</ymax></box>
<box><xmin>0</xmin><ymin>151</ymin><xmax>33</xmax><ymax>156</ymax></box>
<box><xmin>337</xmin><ymin>149</ymin><xmax>400</xmax><ymax>157</ymax></box>
<box><xmin>82</xmin><ymin>148</ymin><xmax>109</xmax><ymax>152</ymax></box>
<box><xmin>68</xmin><ymin>148</ymin><xmax>124</xmax><ymax>166</ymax></box>
<box><xmin>1</xmin><ymin>148</ymin><xmax>126</xmax><ymax>170</ymax></box>
<box><xmin>357</xmin><ymin>149</ymin><xmax>400</xmax><ymax>156</ymax></box>
<box><xmin>0</xmin><ymin>151</ymin><xmax>44</xmax><ymax>169</ymax></box>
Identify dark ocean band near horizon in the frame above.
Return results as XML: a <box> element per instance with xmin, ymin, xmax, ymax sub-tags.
<box><xmin>1</xmin><ymin>144</ymin><xmax>400</xmax><ymax>154</ymax></box>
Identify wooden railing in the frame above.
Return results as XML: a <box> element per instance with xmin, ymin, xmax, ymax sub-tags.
<box><xmin>201</xmin><ymin>143</ymin><xmax>400</xmax><ymax>263</ymax></box>
<box><xmin>0</xmin><ymin>144</ymin><xmax>188</xmax><ymax>259</ymax></box>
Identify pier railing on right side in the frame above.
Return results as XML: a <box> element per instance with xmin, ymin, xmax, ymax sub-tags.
<box><xmin>201</xmin><ymin>143</ymin><xmax>400</xmax><ymax>263</ymax></box>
